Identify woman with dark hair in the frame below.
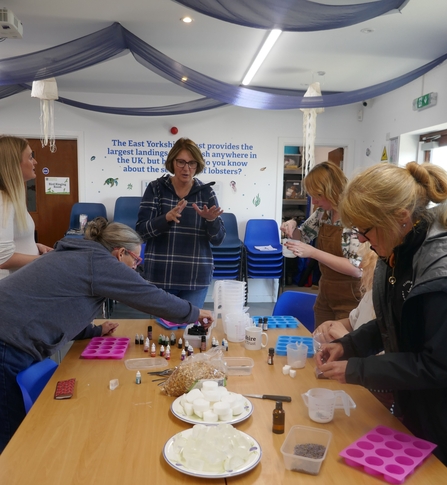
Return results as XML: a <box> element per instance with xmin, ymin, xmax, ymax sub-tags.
<box><xmin>137</xmin><ymin>138</ymin><xmax>225</xmax><ymax>308</ymax></box>
<box><xmin>316</xmin><ymin>161</ymin><xmax>447</xmax><ymax>465</ymax></box>
<box><xmin>281</xmin><ymin>161</ymin><xmax>362</xmax><ymax>328</ymax></box>
<box><xmin>0</xmin><ymin>217</ymin><xmax>213</xmax><ymax>453</ymax></box>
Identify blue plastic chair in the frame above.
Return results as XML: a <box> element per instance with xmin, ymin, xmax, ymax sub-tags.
<box><xmin>16</xmin><ymin>359</ymin><xmax>58</xmax><ymax>413</ymax></box>
<box><xmin>211</xmin><ymin>213</ymin><xmax>242</xmax><ymax>251</ymax></box>
<box><xmin>273</xmin><ymin>290</ymin><xmax>317</xmax><ymax>332</ymax></box>
<box><xmin>244</xmin><ymin>219</ymin><xmax>282</xmax><ymax>255</ymax></box>
<box><xmin>113</xmin><ymin>196</ymin><xmax>142</xmax><ymax>229</ymax></box>
<box><xmin>67</xmin><ymin>202</ymin><xmax>107</xmax><ymax>231</ymax></box>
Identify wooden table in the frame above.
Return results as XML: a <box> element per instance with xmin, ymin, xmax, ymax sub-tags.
<box><xmin>0</xmin><ymin>319</ymin><xmax>446</xmax><ymax>485</ymax></box>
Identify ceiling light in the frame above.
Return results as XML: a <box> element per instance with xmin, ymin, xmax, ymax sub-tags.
<box><xmin>181</xmin><ymin>76</ymin><xmax>188</xmax><ymax>82</ymax></box>
<box><xmin>181</xmin><ymin>16</ymin><xmax>193</xmax><ymax>23</ymax></box>
<box><xmin>242</xmin><ymin>29</ymin><xmax>282</xmax><ymax>86</ymax></box>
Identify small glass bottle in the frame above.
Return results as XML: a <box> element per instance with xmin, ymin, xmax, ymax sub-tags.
<box><xmin>170</xmin><ymin>332</ymin><xmax>176</xmax><ymax>346</ymax></box>
<box><xmin>147</xmin><ymin>325</ymin><xmax>152</xmax><ymax>340</ymax></box>
<box><xmin>258</xmin><ymin>317</ymin><xmax>263</xmax><ymax>328</ymax></box>
<box><xmin>180</xmin><ymin>348</ymin><xmax>186</xmax><ymax>361</ymax></box>
<box><xmin>135</xmin><ymin>370</ymin><xmax>141</xmax><ymax>385</ymax></box>
<box><xmin>177</xmin><ymin>337</ymin><xmax>183</xmax><ymax>349</ymax></box>
<box><xmin>150</xmin><ymin>343</ymin><xmax>156</xmax><ymax>357</ymax></box>
<box><xmin>135</xmin><ymin>334</ymin><xmax>140</xmax><ymax>345</ymax></box>
<box><xmin>139</xmin><ymin>334</ymin><xmax>144</xmax><ymax>345</ymax></box>
<box><xmin>263</xmin><ymin>317</ymin><xmax>268</xmax><ymax>331</ymax></box>
<box><xmin>160</xmin><ymin>344</ymin><xmax>165</xmax><ymax>357</ymax></box>
<box><xmin>200</xmin><ymin>335</ymin><xmax>206</xmax><ymax>352</ymax></box>
<box><xmin>268</xmin><ymin>347</ymin><xmax>274</xmax><ymax>365</ymax></box>
<box><xmin>272</xmin><ymin>401</ymin><xmax>285</xmax><ymax>434</ymax></box>
<box><xmin>144</xmin><ymin>337</ymin><xmax>150</xmax><ymax>352</ymax></box>
<box><xmin>165</xmin><ymin>345</ymin><xmax>171</xmax><ymax>361</ymax></box>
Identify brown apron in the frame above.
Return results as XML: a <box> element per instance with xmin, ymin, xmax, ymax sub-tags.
<box><xmin>313</xmin><ymin>218</ymin><xmax>361</xmax><ymax>328</ymax></box>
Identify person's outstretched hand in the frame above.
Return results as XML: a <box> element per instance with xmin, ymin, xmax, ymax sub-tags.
<box><xmin>101</xmin><ymin>321</ymin><xmax>119</xmax><ymax>336</ymax></box>
<box><xmin>166</xmin><ymin>199</ymin><xmax>188</xmax><ymax>223</ymax></box>
<box><xmin>192</xmin><ymin>203</ymin><xmax>223</xmax><ymax>222</ymax></box>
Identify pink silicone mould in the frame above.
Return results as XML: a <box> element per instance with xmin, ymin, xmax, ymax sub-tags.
<box><xmin>81</xmin><ymin>337</ymin><xmax>130</xmax><ymax>359</ymax></box>
<box><xmin>339</xmin><ymin>426</ymin><xmax>437</xmax><ymax>484</ymax></box>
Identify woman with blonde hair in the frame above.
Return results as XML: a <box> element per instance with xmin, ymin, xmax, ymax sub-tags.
<box><xmin>314</xmin><ymin>244</ymin><xmax>378</xmax><ymax>342</ymax></box>
<box><xmin>316</xmin><ymin>161</ymin><xmax>447</xmax><ymax>465</ymax></box>
<box><xmin>281</xmin><ymin>161</ymin><xmax>362</xmax><ymax>328</ymax></box>
<box><xmin>0</xmin><ymin>136</ymin><xmax>52</xmax><ymax>279</ymax></box>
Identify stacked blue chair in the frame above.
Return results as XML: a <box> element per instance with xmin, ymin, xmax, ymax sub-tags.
<box><xmin>244</xmin><ymin>219</ymin><xmax>283</xmax><ymax>280</ymax></box>
<box><xmin>65</xmin><ymin>202</ymin><xmax>108</xmax><ymax>236</ymax></box>
<box><xmin>210</xmin><ymin>212</ymin><xmax>243</xmax><ymax>280</ymax></box>
<box><xmin>272</xmin><ymin>290</ymin><xmax>317</xmax><ymax>332</ymax></box>
<box><xmin>113</xmin><ymin>196</ymin><xmax>141</xmax><ymax>229</ymax></box>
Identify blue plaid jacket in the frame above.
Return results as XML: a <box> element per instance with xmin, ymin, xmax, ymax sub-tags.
<box><xmin>136</xmin><ymin>175</ymin><xmax>225</xmax><ymax>289</ymax></box>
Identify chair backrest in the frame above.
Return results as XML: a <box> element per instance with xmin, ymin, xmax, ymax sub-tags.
<box><xmin>113</xmin><ymin>196</ymin><xmax>142</xmax><ymax>229</ymax></box>
<box><xmin>16</xmin><ymin>359</ymin><xmax>58</xmax><ymax>413</ymax></box>
<box><xmin>211</xmin><ymin>212</ymin><xmax>241</xmax><ymax>249</ymax></box>
<box><xmin>244</xmin><ymin>219</ymin><xmax>281</xmax><ymax>248</ymax></box>
<box><xmin>68</xmin><ymin>202</ymin><xmax>108</xmax><ymax>230</ymax></box>
<box><xmin>273</xmin><ymin>290</ymin><xmax>317</xmax><ymax>332</ymax></box>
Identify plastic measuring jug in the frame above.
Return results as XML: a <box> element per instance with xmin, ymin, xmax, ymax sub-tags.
<box><xmin>301</xmin><ymin>388</ymin><xmax>350</xmax><ymax>423</ymax></box>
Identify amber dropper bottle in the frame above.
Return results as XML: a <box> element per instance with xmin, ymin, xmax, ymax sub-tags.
<box><xmin>272</xmin><ymin>401</ymin><xmax>285</xmax><ymax>434</ymax></box>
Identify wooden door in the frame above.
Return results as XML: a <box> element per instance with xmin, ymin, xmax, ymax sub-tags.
<box><xmin>27</xmin><ymin>139</ymin><xmax>78</xmax><ymax>247</ymax></box>
<box><xmin>328</xmin><ymin>147</ymin><xmax>344</xmax><ymax>168</ymax></box>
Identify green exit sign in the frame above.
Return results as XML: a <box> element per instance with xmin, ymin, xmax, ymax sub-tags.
<box><xmin>413</xmin><ymin>92</ymin><xmax>438</xmax><ymax>111</ymax></box>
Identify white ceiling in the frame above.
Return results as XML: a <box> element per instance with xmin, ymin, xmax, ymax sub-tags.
<box><xmin>1</xmin><ymin>0</ymin><xmax>447</xmax><ymax>104</ymax></box>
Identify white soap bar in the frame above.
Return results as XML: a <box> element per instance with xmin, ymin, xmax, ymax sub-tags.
<box><xmin>109</xmin><ymin>379</ymin><xmax>119</xmax><ymax>390</ymax></box>
<box><xmin>213</xmin><ymin>401</ymin><xmax>231</xmax><ymax>415</ymax></box>
<box><xmin>202</xmin><ymin>380</ymin><xmax>218</xmax><ymax>391</ymax></box>
<box><xmin>282</xmin><ymin>365</ymin><xmax>291</xmax><ymax>375</ymax></box>
<box><xmin>185</xmin><ymin>388</ymin><xmax>204</xmax><ymax>403</ymax></box>
<box><xmin>289</xmin><ymin>369</ymin><xmax>297</xmax><ymax>378</ymax></box>
<box><xmin>202</xmin><ymin>410</ymin><xmax>219</xmax><ymax>422</ymax></box>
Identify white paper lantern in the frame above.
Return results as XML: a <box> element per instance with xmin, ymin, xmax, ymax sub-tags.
<box><xmin>31</xmin><ymin>78</ymin><xmax>59</xmax><ymax>153</ymax></box>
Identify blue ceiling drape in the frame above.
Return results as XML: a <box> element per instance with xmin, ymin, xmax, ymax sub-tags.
<box><xmin>0</xmin><ymin>7</ymin><xmax>444</xmax><ymax>116</ymax></box>
<box><xmin>173</xmin><ymin>0</ymin><xmax>409</xmax><ymax>31</ymax></box>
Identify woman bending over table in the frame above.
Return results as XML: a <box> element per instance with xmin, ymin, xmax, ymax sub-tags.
<box><xmin>316</xmin><ymin>161</ymin><xmax>447</xmax><ymax>465</ymax></box>
<box><xmin>281</xmin><ymin>161</ymin><xmax>362</xmax><ymax>328</ymax></box>
<box><xmin>0</xmin><ymin>217</ymin><xmax>213</xmax><ymax>454</ymax></box>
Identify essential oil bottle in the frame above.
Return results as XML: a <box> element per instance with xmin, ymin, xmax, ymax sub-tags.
<box><xmin>272</xmin><ymin>401</ymin><xmax>285</xmax><ymax>434</ymax></box>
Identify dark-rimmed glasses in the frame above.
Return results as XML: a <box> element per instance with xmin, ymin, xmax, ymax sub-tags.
<box><xmin>175</xmin><ymin>159</ymin><xmax>198</xmax><ymax>169</ymax></box>
<box><xmin>352</xmin><ymin>227</ymin><xmax>373</xmax><ymax>241</ymax></box>
<box><xmin>114</xmin><ymin>247</ymin><xmax>142</xmax><ymax>269</ymax></box>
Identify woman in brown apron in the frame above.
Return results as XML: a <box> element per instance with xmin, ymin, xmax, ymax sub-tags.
<box><xmin>281</xmin><ymin>162</ymin><xmax>362</xmax><ymax>329</ymax></box>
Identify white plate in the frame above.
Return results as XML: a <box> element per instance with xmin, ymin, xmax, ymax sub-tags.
<box><xmin>163</xmin><ymin>428</ymin><xmax>262</xmax><ymax>479</ymax></box>
<box><xmin>171</xmin><ymin>393</ymin><xmax>253</xmax><ymax>425</ymax></box>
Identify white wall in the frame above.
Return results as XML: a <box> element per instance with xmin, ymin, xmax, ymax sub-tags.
<box><xmin>1</xmin><ymin>61</ymin><xmax>446</xmax><ymax>301</ymax></box>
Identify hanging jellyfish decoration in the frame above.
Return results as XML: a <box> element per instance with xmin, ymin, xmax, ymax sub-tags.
<box><xmin>301</xmin><ymin>82</ymin><xmax>324</xmax><ymax>185</ymax></box>
<box><xmin>31</xmin><ymin>78</ymin><xmax>59</xmax><ymax>153</ymax></box>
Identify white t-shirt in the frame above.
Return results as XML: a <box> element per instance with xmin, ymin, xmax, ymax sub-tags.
<box><xmin>0</xmin><ymin>192</ymin><xmax>38</xmax><ymax>280</ymax></box>
<box><xmin>349</xmin><ymin>289</ymin><xmax>375</xmax><ymax>330</ymax></box>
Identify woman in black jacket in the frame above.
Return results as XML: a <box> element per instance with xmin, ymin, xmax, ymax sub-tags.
<box><xmin>316</xmin><ymin>161</ymin><xmax>447</xmax><ymax>465</ymax></box>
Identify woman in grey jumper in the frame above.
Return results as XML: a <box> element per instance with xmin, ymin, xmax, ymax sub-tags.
<box><xmin>0</xmin><ymin>217</ymin><xmax>213</xmax><ymax>453</ymax></box>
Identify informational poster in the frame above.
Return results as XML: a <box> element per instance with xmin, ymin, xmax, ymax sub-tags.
<box><xmin>45</xmin><ymin>177</ymin><xmax>70</xmax><ymax>195</ymax></box>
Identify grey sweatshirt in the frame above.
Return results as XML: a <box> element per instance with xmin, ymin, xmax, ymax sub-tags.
<box><xmin>0</xmin><ymin>237</ymin><xmax>199</xmax><ymax>360</ymax></box>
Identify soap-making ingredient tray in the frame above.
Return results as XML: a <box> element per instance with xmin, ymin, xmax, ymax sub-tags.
<box><xmin>339</xmin><ymin>425</ymin><xmax>436</xmax><ymax>484</ymax></box>
<box><xmin>275</xmin><ymin>336</ymin><xmax>314</xmax><ymax>357</ymax></box>
<box><xmin>81</xmin><ymin>337</ymin><xmax>130</xmax><ymax>359</ymax></box>
<box><xmin>252</xmin><ymin>316</ymin><xmax>299</xmax><ymax>329</ymax></box>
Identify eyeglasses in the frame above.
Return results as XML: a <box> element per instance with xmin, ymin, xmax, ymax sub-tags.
<box><xmin>352</xmin><ymin>227</ymin><xmax>373</xmax><ymax>241</ymax></box>
<box><xmin>175</xmin><ymin>159</ymin><xmax>198</xmax><ymax>169</ymax></box>
<box><xmin>114</xmin><ymin>247</ymin><xmax>142</xmax><ymax>269</ymax></box>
